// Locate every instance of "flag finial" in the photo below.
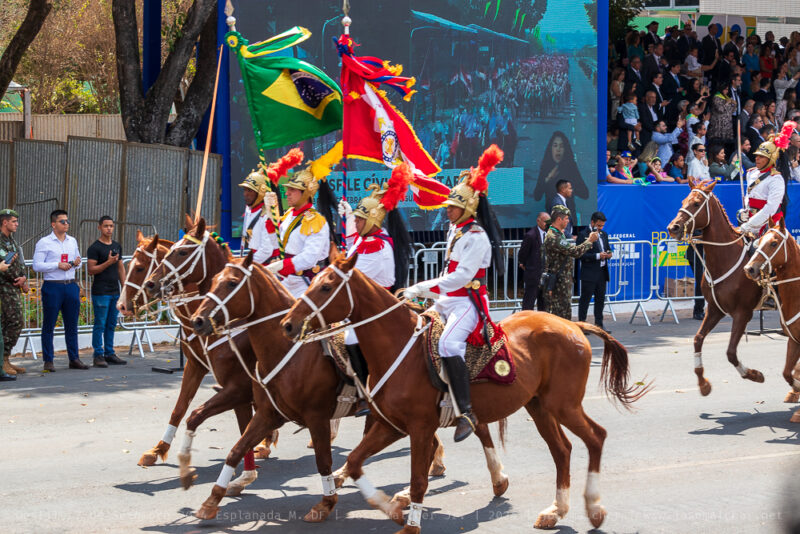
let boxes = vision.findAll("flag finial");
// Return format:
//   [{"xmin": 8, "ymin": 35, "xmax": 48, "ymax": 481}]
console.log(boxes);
[
  {"xmin": 225, "ymin": 0, "xmax": 236, "ymax": 31},
  {"xmin": 342, "ymin": 0, "xmax": 351, "ymax": 35}
]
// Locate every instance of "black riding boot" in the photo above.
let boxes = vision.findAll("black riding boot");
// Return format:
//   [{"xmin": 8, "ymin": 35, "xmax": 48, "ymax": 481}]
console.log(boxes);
[
  {"xmin": 345, "ymin": 344, "xmax": 371, "ymax": 417},
  {"xmin": 441, "ymin": 356, "xmax": 477, "ymax": 442}
]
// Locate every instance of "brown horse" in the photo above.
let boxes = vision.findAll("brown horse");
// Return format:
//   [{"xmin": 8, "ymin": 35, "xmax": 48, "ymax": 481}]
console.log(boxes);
[
  {"xmin": 744, "ymin": 219, "xmax": 800, "ymax": 422},
  {"xmin": 189, "ymin": 252, "xmax": 449, "ymax": 522},
  {"xmin": 667, "ymin": 180, "xmax": 766, "ymax": 395},
  {"xmin": 129, "ymin": 222, "xmax": 271, "ymax": 494},
  {"xmin": 280, "ymin": 253, "xmax": 648, "ymax": 533}
]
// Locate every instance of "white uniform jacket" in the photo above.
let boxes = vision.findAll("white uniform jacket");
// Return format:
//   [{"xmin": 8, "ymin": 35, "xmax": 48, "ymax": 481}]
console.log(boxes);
[
  {"xmin": 274, "ymin": 203, "xmax": 331, "ymax": 298},
  {"xmin": 345, "ymin": 230, "xmax": 395, "ymax": 289},
  {"xmin": 742, "ymin": 167, "xmax": 785, "ymax": 234},
  {"xmin": 241, "ymin": 202, "xmax": 279, "ymax": 264}
]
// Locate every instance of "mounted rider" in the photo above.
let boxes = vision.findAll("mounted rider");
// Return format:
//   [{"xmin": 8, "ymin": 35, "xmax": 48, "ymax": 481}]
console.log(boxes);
[
  {"xmin": 337, "ymin": 164, "xmax": 413, "ymax": 417},
  {"xmin": 404, "ymin": 145, "xmax": 506, "ymax": 442},
  {"xmin": 238, "ymin": 150, "xmax": 303, "ymax": 264},
  {"xmin": 738, "ymin": 121, "xmax": 796, "ymax": 238},
  {"xmin": 266, "ymin": 145, "xmax": 342, "ymax": 298}
]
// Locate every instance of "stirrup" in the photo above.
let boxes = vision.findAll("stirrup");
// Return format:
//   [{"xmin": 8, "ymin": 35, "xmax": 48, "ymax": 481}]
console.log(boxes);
[
  {"xmin": 354, "ymin": 399, "xmax": 371, "ymax": 417},
  {"xmin": 454, "ymin": 411, "xmax": 477, "ymax": 442}
]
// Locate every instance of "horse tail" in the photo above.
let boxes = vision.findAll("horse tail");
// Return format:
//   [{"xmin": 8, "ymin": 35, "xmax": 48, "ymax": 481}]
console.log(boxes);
[
  {"xmin": 497, "ymin": 418, "xmax": 508, "ymax": 450},
  {"xmin": 576, "ymin": 322, "xmax": 652, "ymax": 408}
]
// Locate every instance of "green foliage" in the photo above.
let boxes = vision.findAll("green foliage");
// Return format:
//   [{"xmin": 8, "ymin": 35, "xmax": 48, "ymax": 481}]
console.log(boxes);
[{"xmin": 610, "ymin": 0, "xmax": 645, "ymax": 44}]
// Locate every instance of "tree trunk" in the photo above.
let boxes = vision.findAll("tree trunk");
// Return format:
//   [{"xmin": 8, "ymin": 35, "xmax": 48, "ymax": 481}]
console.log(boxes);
[
  {"xmin": 0, "ymin": 0, "xmax": 53, "ymax": 104},
  {"xmin": 113, "ymin": 0, "xmax": 218, "ymax": 147}
]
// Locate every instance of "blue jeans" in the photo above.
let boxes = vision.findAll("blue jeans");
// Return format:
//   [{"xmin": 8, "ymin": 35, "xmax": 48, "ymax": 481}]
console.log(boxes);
[
  {"xmin": 41, "ymin": 281, "xmax": 80, "ymax": 362},
  {"xmin": 91, "ymin": 294, "xmax": 120, "ymax": 357}
]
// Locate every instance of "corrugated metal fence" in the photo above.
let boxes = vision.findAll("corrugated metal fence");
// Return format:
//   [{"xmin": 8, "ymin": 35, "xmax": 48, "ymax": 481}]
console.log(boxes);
[
  {"xmin": 0, "ymin": 136, "xmax": 221, "ymax": 258},
  {"xmin": 0, "ymin": 113, "xmax": 125, "ymax": 142}
]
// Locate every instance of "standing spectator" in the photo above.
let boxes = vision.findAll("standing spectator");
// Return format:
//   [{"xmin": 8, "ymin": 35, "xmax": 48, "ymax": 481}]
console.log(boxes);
[
  {"xmin": 643, "ymin": 21, "xmax": 661, "ymax": 51},
  {"xmin": 760, "ymin": 45, "xmax": 776, "ymax": 79},
  {"xmin": 786, "ymin": 135, "xmax": 800, "ymax": 181},
  {"xmin": 723, "ymin": 29, "xmax": 741, "ymax": 63},
  {"xmin": 773, "ymin": 62, "xmax": 800, "ymax": 101},
  {"xmin": 753, "ymin": 78, "xmax": 772, "ymax": 104},
  {"xmin": 652, "ymin": 117, "xmax": 684, "ymax": 164},
  {"xmin": 33, "ymin": 210, "xmax": 85, "ymax": 371},
  {"xmin": 86, "ymin": 216, "xmax": 126, "ymax": 367},
  {"xmin": 730, "ymin": 74, "xmax": 743, "ymax": 127},
  {"xmin": 701, "ymin": 25, "xmax": 722, "ymax": 77},
  {"xmin": 776, "ymin": 88, "xmax": 796, "ymax": 125},
  {"xmin": 609, "ymin": 68, "xmax": 626, "ymax": 119},
  {"xmin": 577, "ymin": 212, "xmax": 612, "ymax": 332},
  {"xmin": 708, "ymin": 145, "xmax": 738, "ymax": 181},
  {"xmin": 546, "ymin": 179, "xmax": 576, "ymax": 237},
  {"xmin": 643, "ymin": 43, "xmax": 665, "ymax": 85},
  {"xmin": 677, "ymin": 23, "xmax": 696, "ymax": 60},
  {"xmin": 742, "ymin": 43, "xmax": 760, "ymax": 94},
  {"xmin": 626, "ymin": 31, "xmax": 644, "ymax": 64},
  {"xmin": 687, "ymin": 122, "xmax": 707, "ymax": 163},
  {"xmin": 543, "ymin": 206, "xmax": 598, "ymax": 320},
  {"xmin": 518, "ymin": 212, "xmax": 549, "ymax": 311},
  {"xmin": 0, "ymin": 209, "xmax": 27, "ymax": 377},
  {"xmin": 687, "ymin": 143, "xmax": 711, "ymax": 182},
  {"xmin": 746, "ymin": 115, "xmax": 766, "ymax": 157},
  {"xmin": 626, "ymin": 56, "xmax": 645, "ymax": 99},
  {"xmin": 619, "ymin": 93, "xmax": 641, "ymax": 148},
  {"xmin": 740, "ymin": 98, "xmax": 754, "ymax": 131},
  {"xmin": 765, "ymin": 100, "xmax": 779, "ymax": 129},
  {"xmin": 639, "ymin": 90, "xmax": 662, "ymax": 145},
  {"xmin": 735, "ymin": 137, "xmax": 756, "ymax": 172},
  {"xmin": 707, "ymin": 82, "xmax": 737, "ymax": 150}
]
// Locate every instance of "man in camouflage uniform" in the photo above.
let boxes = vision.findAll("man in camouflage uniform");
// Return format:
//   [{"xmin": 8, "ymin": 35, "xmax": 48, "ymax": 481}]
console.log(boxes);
[
  {"xmin": 543, "ymin": 205, "xmax": 598, "ymax": 320},
  {"xmin": 0, "ymin": 209, "xmax": 28, "ymax": 376}
]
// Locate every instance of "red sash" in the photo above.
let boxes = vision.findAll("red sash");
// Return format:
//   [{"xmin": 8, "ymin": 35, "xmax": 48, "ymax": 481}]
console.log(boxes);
[
  {"xmin": 443, "ymin": 260, "xmax": 486, "ymax": 297},
  {"xmin": 748, "ymin": 198, "xmax": 783, "ymax": 224}
]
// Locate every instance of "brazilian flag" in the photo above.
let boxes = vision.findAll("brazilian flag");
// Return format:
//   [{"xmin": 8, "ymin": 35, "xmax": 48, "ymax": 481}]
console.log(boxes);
[{"xmin": 226, "ymin": 27, "xmax": 342, "ymax": 150}]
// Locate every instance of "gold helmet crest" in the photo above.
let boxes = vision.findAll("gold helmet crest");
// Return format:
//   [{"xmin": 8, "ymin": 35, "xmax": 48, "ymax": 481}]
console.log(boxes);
[
  {"xmin": 284, "ymin": 142, "xmax": 343, "ymax": 204},
  {"xmin": 353, "ymin": 164, "xmax": 412, "ymax": 235},
  {"xmin": 754, "ymin": 120, "xmax": 797, "ymax": 169},
  {"xmin": 444, "ymin": 144, "xmax": 503, "ymax": 224}
]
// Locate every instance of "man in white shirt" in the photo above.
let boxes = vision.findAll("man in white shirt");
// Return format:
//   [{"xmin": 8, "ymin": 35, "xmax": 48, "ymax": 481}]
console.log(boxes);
[{"xmin": 33, "ymin": 210, "xmax": 86, "ymax": 371}]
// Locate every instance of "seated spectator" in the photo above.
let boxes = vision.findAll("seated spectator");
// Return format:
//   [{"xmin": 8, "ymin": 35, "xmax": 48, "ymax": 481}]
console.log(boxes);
[
  {"xmin": 687, "ymin": 122, "xmax": 707, "ymax": 163},
  {"xmin": 734, "ymin": 137, "xmax": 756, "ymax": 171},
  {"xmin": 606, "ymin": 157, "xmax": 632, "ymax": 184},
  {"xmin": 788, "ymin": 136, "xmax": 800, "ymax": 182},
  {"xmin": 687, "ymin": 143, "xmax": 711, "ymax": 182},
  {"xmin": 753, "ymin": 77, "xmax": 772, "ymax": 104},
  {"xmin": 765, "ymin": 100, "xmax": 779, "ymax": 129},
  {"xmin": 745, "ymin": 115, "xmax": 765, "ymax": 157},
  {"xmin": 749, "ymin": 72, "xmax": 762, "ymax": 99},
  {"xmin": 645, "ymin": 157, "xmax": 675, "ymax": 182},
  {"xmin": 707, "ymin": 145, "xmax": 738, "ymax": 181},
  {"xmin": 761, "ymin": 124, "xmax": 776, "ymax": 141},
  {"xmin": 666, "ymin": 153, "xmax": 688, "ymax": 183},
  {"xmin": 610, "ymin": 151, "xmax": 637, "ymax": 182}
]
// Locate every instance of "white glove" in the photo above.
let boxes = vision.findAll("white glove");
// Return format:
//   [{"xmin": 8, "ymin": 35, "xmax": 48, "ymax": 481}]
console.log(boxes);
[
  {"xmin": 736, "ymin": 208, "xmax": 750, "ymax": 224},
  {"xmin": 337, "ymin": 200, "xmax": 353, "ymax": 218},
  {"xmin": 264, "ymin": 192, "xmax": 278, "ymax": 209},
  {"xmin": 403, "ymin": 280, "xmax": 439, "ymax": 300},
  {"xmin": 266, "ymin": 261, "xmax": 283, "ymax": 275}
]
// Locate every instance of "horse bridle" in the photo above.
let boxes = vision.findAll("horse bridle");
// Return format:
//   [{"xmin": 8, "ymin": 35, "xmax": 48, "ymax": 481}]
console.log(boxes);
[
  {"xmin": 123, "ymin": 246, "xmax": 159, "ymax": 314},
  {"xmin": 201, "ymin": 262, "xmax": 256, "ymax": 334},
  {"xmin": 752, "ymin": 227, "xmax": 790, "ymax": 278},
  {"xmin": 157, "ymin": 232, "xmax": 210, "ymax": 295},
  {"xmin": 678, "ymin": 189, "xmax": 713, "ymax": 241},
  {"xmin": 298, "ymin": 265, "xmax": 355, "ymax": 339}
]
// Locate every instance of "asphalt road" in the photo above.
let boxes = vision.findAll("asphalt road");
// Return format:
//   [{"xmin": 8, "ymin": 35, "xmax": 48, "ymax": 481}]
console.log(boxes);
[{"xmin": 2, "ymin": 309, "xmax": 799, "ymax": 534}]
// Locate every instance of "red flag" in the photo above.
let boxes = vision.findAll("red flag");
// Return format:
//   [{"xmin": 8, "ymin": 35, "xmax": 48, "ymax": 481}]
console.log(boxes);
[{"xmin": 337, "ymin": 35, "xmax": 445, "ymax": 208}]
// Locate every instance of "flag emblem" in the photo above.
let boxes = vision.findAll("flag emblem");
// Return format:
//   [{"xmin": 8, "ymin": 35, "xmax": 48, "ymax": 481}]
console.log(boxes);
[{"xmin": 262, "ymin": 69, "xmax": 340, "ymax": 120}]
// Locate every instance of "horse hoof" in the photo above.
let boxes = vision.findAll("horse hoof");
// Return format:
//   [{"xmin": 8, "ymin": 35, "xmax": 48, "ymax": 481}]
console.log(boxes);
[
  {"xmin": 791, "ymin": 411, "xmax": 800, "ymax": 424},
  {"xmin": 785, "ymin": 390, "xmax": 800, "ymax": 403},
  {"xmin": 138, "ymin": 441, "xmax": 169, "ymax": 466},
  {"xmin": 744, "ymin": 369, "xmax": 765, "ymax": 383},
  {"xmin": 181, "ymin": 467, "xmax": 198, "ymax": 490},
  {"xmin": 387, "ymin": 500, "xmax": 405, "ymax": 525},
  {"xmin": 587, "ymin": 504, "xmax": 607, "ymax": 528},
  {"xmin": 394, "ymin": 526, "xmax": 421, "ymax": 534},
  {"xmin": 333, "ymin": 469, "xmax": 348, "ymax": 488},
  {"xmin": 391, "ymin": 490, "xmax": 411, "ymax": 509},
  {"xmin": 195, "ymin": 504, "xmax": 218, "ymax": 520},
  {"xmin": 302, "ymin": 495, "xmax": 338, "ymax": 523},
  {"xmin": 254, "ymin": 445, "xmax": 271, "ymax": 459},
  {"xmin": 699, "ymin": 380, "xmax": 712, "ymax": 396},
  {"xmin": 534, "ymin": 512, "xmax": 559, "ymax": 529},
  {"xmin": 493, "ymin": 475, "xmax": 509, "ymax": 497},
  {"xmin": 307, "ymin": 439, "xmax": 314, "ymax": 449},
  {"xmin": 226, "ymin": 469, "xmax": 257, "ymax": 496},
  {"xmin": 195, "ymin": 485, "xmax": 225, "ymax": 520},
  {"xmin": 428, "ymin": 462, "xmax": 446, "ymax": 477}
]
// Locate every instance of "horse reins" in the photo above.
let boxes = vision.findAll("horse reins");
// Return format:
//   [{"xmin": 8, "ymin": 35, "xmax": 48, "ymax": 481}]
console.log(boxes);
[
  {"xmin": 157, "ymin": 232, "xmax": 210, "ymax": 295},
  {"xmin": 751, "ymin": 228, "xmax": 800, "ymax": 347}
]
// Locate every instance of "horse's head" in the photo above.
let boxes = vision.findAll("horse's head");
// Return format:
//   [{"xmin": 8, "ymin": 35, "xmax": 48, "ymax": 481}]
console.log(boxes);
[
  {"xmin": 744, "ymin": 219, "xmax": 790, "ymax": 280},
  {"xmin": 667, "ymin": 179, "xmax": 717, "ymax": 240},
  {"xmin": 281, "ymin": 252, "xmax": 359, "ymax": 341},
  {"xmin": 117, "ymin": 231, "xmax": 163, "ymax": 316},
  {"xmin": 191, "ymin": 252, "xmax": 256, "ymax": 336},
  {"xmin": 145, "ymin": 216, "xmax": 215, "ymax": 298}
]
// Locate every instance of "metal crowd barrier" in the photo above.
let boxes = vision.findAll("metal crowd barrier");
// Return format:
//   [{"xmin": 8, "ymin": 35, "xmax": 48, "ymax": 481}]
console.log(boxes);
[
  {"xmin": 17, "ymin": 255, "xmax": 180, "ymax": 360},
  {"xmin": 654, "ymin": 238, "xmax": 704, "ymax": 324}
]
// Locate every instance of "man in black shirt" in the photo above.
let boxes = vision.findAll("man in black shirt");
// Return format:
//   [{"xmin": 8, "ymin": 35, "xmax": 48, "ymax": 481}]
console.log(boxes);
[{"xmin": 86, "ymin": 216, "xmax": 126, "ymax": 367}]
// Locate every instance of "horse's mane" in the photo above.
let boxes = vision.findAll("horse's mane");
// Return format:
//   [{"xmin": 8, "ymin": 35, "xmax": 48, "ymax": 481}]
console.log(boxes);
[
  {"xmin": 139, "ymin": 236, "xmax": 174, "ymax": 250},
  {"xmin": 705, "ymin": 190, "xmax": 742, "ymax": 237},
  {"xmin": 331, "ymin": 254, "xmax": 423, "ymax": 317},
  {"xmin": 248, "ymin": 260, "xmax": 296, "ymax": 306}
]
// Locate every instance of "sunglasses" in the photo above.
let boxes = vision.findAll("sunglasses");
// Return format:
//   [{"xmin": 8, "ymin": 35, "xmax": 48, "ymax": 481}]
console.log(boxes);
[
  {"xmin": 696, "ymin": 149, "xmax": 706, "ymax": 153},
  {"xmin": 56, "ymin": 219, "xmax": 70, "ymax": 225}
]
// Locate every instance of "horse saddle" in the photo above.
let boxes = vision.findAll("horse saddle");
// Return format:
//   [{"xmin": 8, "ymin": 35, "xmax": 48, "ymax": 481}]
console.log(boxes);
[
  {"xmin": 321, "ymin": 331, "xmax": 359, "ymax": 419},
  {"xmin": 421, "ymin": 310, "xmax": 516, "ymax": 393}
]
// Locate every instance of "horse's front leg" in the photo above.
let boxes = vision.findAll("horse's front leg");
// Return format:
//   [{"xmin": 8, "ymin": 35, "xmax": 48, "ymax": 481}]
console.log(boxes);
[
  {"xmin": 303, "ymin": 416, "xmax": 339, "ymax": 523},
  {"xmin": 726, "ymin": 311, "xmax": 763, "ymax": 383},
  {"xmin": 693, "ymin": 305, "xmax": 725, "ymax": 396}
]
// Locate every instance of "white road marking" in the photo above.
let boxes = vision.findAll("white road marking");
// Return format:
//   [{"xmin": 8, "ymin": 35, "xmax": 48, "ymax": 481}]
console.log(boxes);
[{"xmin": 627, "ymin": 450, "xmax": 800, "ymax": 473}]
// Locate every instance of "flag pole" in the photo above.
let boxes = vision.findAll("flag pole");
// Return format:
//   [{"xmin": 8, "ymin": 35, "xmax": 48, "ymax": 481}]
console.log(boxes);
[
  {"xmin": 339, "ymin": 0, "xmax": 351, "ymax": 249},
  {"xmin": 195, "ymin": 45, "xmax": 224, "ymax": 225},
  {"xmin": 737, "ymin": 121, "xmax": 744, "ymax": 206}
]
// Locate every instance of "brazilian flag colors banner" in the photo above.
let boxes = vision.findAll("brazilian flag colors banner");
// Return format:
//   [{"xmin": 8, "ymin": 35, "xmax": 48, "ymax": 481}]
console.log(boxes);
[{"xmin": 226, "ymin": 26, "xmax": 343, "ymax": 151}]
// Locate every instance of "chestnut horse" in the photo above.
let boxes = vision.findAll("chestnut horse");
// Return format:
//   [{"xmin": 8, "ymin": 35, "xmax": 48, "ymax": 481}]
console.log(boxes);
[
  {"xmin": 280, "ymin": 253, "xmax": 648, "ymax": 533},
  {"xmin": 744, "ymin": 219, "xmax": 800, "ymax": 422},
  {"xmin": 667, "ymin": 180, "xmax": 766, "ymax": 395},
  {"xmin": 189, "ymin": 252, "xmax": 451, "ymax": 522},
  {"xmin": 119, "ymin": 228, "xmax": 270, "ymax": 495}
]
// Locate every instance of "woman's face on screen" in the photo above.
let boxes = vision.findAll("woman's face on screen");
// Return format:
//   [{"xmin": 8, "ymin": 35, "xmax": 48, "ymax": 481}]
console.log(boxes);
[{"xmin": 551, "ymin": 137, "xmax": 565, "ymax": 163}]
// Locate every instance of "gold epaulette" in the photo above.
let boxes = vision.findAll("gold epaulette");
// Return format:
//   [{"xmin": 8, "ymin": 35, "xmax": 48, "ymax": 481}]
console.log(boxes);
[{"xmin": 300, "ymin": 209, "xmax": 326, "ymax": 236}]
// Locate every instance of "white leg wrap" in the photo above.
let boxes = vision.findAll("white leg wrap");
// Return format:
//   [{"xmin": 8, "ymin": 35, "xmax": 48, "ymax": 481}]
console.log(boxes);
[
  {"xmin": 482, "ymin": 446, "xmax": 506, "ymax": 485},
  {"xmin": 407, "ymin": 502, "xmax": 424, "ymax": 528},
  {"xmin": 355, "ymin": 476, "xmax": 377, "ymax": 500},
  {"xmin": 330, "ymin": 419, "xmax": 340, "ymax": 439},
  {"xmin": 584, "ymin": 472, "xmax": 601, "ymax": 505},
  {"xmin": 162, "ymin": 424, "xmax": 178, "ymax": 444},
  {"xmin": 555, "ymin": 487, "xmax": 570, "ymax": 517},
  {"xmin": 180, "ymin": 430, "xmax": 195, "ymax": 454},
  {"xmin": 694, "ymin": 352, "xmax": 703, "ymax": 369},
  {"xmin": 216, "ymin": 464, "xmax": 235, "ymax": 488},
  {"xmin": 321, "ymin": 474, "xmax": 337, "ymax": 496},
  {"xmin": 793, "ymin": 378, "xmax": 800, "ymax": 392},
  {"xmin": 736, "ymin": 362, "xmax": 749, "ymax": 377}
]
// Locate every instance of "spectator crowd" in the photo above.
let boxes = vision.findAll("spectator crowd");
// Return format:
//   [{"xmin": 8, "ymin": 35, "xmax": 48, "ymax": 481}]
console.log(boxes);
[{"xmin": 606, "ymin": 22, "xmax": 800, "ymax": 185}]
